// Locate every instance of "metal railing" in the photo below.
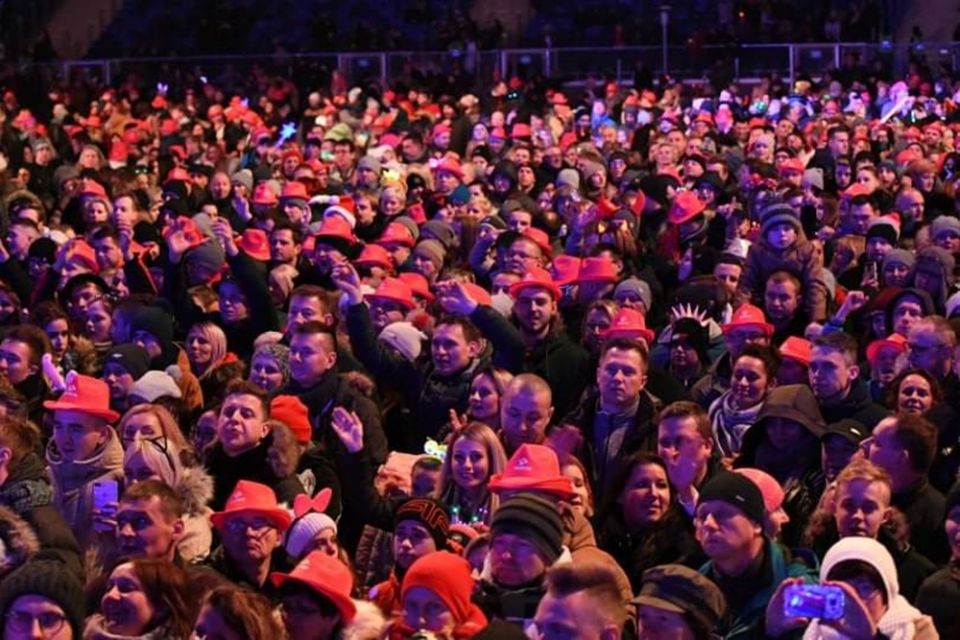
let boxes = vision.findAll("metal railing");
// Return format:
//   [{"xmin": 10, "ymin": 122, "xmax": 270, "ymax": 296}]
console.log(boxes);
[{"xmin": 18, "ymin": 41, "xmax": 960, "ymax": 92}]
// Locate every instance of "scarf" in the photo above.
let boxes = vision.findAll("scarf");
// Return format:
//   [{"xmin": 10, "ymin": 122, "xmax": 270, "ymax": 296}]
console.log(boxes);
[
  {"xmin": 802, "ymin": 594, "xmax": 925, "ymax": 640},
  {"xmin": 709, "ymin": 392, "xmax": 765, "ymax": 458},
  {"xmin": 83, "ymin": 614, "xmax": 174, "ymax": 640}
]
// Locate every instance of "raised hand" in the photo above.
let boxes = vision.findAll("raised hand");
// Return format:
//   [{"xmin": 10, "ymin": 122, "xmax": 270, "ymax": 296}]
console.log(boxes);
[
  {"xmin": 764, "ymin": 577, "xmax": 811, "ymax": 637},
  {"xmin": 545, "ymin": 423, "xmax": 583, "ymax": 463},
  {"xmin": 436, "ymin": 280, "xmax": 478, "ymax": 316},
  {"xmin": 211, "ymin": 217, "xmax": 238, "ymax": 257},
  {"xmin": 833, "ymin": 290, "xmax": 867, "ymax": 324},
  {"xmin": 330, "ymin": 260, "xmax": 364, "ymax": 305},
  {"xmin": 330, "ymin": 406, "xmax": 364, "ymax": 453}
]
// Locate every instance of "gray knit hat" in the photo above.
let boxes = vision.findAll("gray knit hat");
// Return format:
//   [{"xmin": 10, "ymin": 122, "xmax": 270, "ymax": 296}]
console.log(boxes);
[
  {"xmin": 253, "ymin": 343, "xmax": 291, "ymax": 388},
  {"xmin": 613, "ymin": 277, "xmax": 653, "ymax": 312}
]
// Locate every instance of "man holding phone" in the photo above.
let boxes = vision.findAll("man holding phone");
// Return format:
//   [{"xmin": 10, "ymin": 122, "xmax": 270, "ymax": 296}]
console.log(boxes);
[{"xmin": 43, "ymin": 372, "xmax": 123, "ymax": 551}]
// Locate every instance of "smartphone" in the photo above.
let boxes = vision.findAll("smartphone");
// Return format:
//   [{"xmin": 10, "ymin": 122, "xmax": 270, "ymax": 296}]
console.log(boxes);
[
  {"xmin": 92, "ymin": 480, "xmax": 119, "ymax": 512},
  {"xmin": 784, "ymin": 584, "xmax": 845, "ymax": 620}
]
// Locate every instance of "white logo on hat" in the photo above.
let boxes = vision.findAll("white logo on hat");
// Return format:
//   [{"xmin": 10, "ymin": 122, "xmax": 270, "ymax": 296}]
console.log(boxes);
[
  {"xmin": 514, "ymin": 456, "xmax": 531, "ymax": 471},
  {"xmin": 734, "ymin": 495, "xmax": 746, "ymax": 503}
]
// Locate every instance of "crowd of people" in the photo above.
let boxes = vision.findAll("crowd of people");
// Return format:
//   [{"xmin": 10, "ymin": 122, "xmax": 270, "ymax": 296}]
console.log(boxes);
[{"xmin": 0, "ymin": 57, "xmax": 957, "ymax": 640}]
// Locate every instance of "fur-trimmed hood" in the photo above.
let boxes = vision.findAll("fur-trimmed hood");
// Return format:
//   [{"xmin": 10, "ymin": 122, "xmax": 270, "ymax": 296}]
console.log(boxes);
[
  {"xmin": 175, "ymin": 465, "xmax": 214, "ymax": 516},
  {"xmin": 341, "ymin": 599, "xmax": 386, "ymax": 640},
  {"xmin": 0, "ymin": 504, "xmax": 39, "ymax": 577}
]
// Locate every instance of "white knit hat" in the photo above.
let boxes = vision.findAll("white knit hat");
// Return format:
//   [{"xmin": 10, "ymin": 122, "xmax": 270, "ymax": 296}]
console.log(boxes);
[
  {"xmin": 819, "ymin": 537, "xmax": 898, "ymax": 603},
  {"xmin": 377, "ymin": 322, "xmax": 426, "ymax": 362},
  {"xmin": 284, "ymin": 512, "xmax": 338, "ymax": 560},
  {"xmin": 129, "ymin": 370, "xmax": 182, "ymax": 403}
]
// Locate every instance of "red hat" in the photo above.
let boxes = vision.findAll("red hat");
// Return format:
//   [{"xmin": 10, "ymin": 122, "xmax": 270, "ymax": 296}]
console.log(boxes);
[
  {"xmin": 281, "ymin": 147, "xmax": 303, "ymax": 166},
  {"xmin": 43, "ymin": 372, "xmax": 119, "ymax": 422},
  {"xmin": 237, "ymin": 228, "xmax": 270, "ymax": 262},
  {"xmin": 79, "ymin": 180, "xmax": 109, "ymax": 201},
  {"xmin": 165, "ymin": 167, "xmax": 191, "ymax": 184},
  {"xmin": 461, "ymin": 282, "xmax": 492, "ymax": 307},
  {"xmin": 151, "ymin": 95, "xmax": 167, "ymax": 110},
  {"xmin": 842, "ymin": 182, "xmax": 873, "ymax": 199},
  {"xmin": 397, "ymin": 272, "xmax": 435, "ymax": 303},
  {"xmin": 895, "ymin": 148, "xmax": 921, "ymax": 166},
  {"xmin": 378, "ymin": 222, "xmax": 416, "ymax": 248},
  {"xmin": 866, "ymin": 333, "xmax": 908, "ymax": 365},
  {"xmin": 323, "ymin": 196, "xmax": 357, "ymax": 229},
  {"xmin": 523, "ymin": 227, "xmax": 553, "ymax": 258},
  {"xmin": 778, "ymin": 336, "xmax": 812, "ymax": 367},
  {"xmin": 550, "ymin": 255, "xmax": 581, "ymax": 286},
  {"xmin": 210, "ymin": 480, "xmax": 293, "ymax": 532},
  {"xmin": 251, "ymin": 183, "xmax": 279, "ymax": 206},
  {"xmin": 314, "ymin": 216, "xmax": 357, "ymax": 245},
  {"xmin": 401, "ymin": 552, "xmax": 488, "ymax": 631},
  {"xmin": 271, "ymin": 552, "xmax": 356, "ymax": 622},
  {"xmin": 68, "ymin": 240, "xmax": 100, "ymax": 274},
  {"xmin": 488, "ymin": 444, "xmax": 576, "ymax": 499},
  {"xmin": 575, "ymin": 257, "xmax": 618, "ymax": 284},
  {"xmin": 366, "ymin": 277, "xmax": 416, "ymax": 310},
  {"xmin": 508, "ymin": 266, "xmax": 562, "ymax": 300},
  {"xmin": 511, "ymin": 123, "xmax": 532, "ymax": 140},
  {"xmin": 722, "ymin": 304, "xmax": 774, "ymax": 336},
  {"xmin": 280, "ymin": 181, "xmax": 309, "ymax": 202},
  {"xmin": 734, "ymin": 468, "xmax": 785, "ymax": 512},
  {"xmin": 603, "ymin": 308, "xmax": 655, "ymax": 345},
  {"xmin": 355, "ymin": 244, "xmax": 394, "ymax": 271},
  {"xmin": 270, "ymin": 395, "xmax": 312, "ymax": 444},
  {"xmin": 779, "ymin": 158, "xmax": 806, "ymax": 176},
  {"xmin": 668, "ymin": 191, "xmax": 706, "ymax": 225},
  {"xmin": 433, "ymin": 157, "xmax": 464, "ymax": 181}
]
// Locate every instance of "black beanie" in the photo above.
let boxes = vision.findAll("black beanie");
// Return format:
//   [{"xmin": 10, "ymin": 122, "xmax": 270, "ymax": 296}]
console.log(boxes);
[
  {"xmin": 129, "ymin": 306, "xmax": 174, "ymax": 348},
  {"xmin": 0, "ymin": 560, "xmax": 86, "ymax": 637},
  {"xmin": 866, "ymin": 220, "xmax": 899, "ymax": 246},
  {"xmin": 671, "ymin": 318, "xmax": 710, "ymax": 363},
  {"xmin": 103, "ymin": 344, "xmax": 151, "ymax": 380},
  {"xmin": 697, "ymin": 472, "xmax": 766, "ymax": 526},
  {"xmin": 394, "ymin": 498, "xmax": 450, "ymax": 550},
  {"xmin": 491, "ymin": 493, "xmax": 564, "ymax": 564}
]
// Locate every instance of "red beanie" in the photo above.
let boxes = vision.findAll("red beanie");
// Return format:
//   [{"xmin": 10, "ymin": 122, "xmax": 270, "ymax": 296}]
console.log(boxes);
[
  {"xmin": 270, "ymin": 395, "xmax": 311, "ymax": 444},
  {"xmin": 401, "ymin": 552, "xmax": 488, "ymax": 632}
]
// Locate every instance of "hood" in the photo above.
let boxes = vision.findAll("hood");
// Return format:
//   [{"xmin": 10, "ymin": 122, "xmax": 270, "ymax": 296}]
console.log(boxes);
[
  {"xmin": 819, "ymin": 536, "xmax": 898, "ymax": 606},
  {"xmin": 45, "ymin": 427, "xmax": 124, "ymax": 488},
  {"xmin": 175, "ymin": 466, "xmax": 214, "ymax": 516},
  {"xmin": 479, "ymin": 546, "xmax": 574, "ymax": 584},
  {"xmin": 753, "ymin": 384, "xmax": 826, "ymax": 436},
  {"xmin": 0, "ymin": 504, "xmax": 39, "ymax": 574}
]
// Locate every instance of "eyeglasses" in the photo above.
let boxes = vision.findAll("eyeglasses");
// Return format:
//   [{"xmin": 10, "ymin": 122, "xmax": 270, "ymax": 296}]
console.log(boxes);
[
  {"xmin": 223, "ymin": 516, "xmax": 273, "ymax": 535},
  {"xmin": 5, "ymin": 610, "xmax": 67, "ymax": 635}
]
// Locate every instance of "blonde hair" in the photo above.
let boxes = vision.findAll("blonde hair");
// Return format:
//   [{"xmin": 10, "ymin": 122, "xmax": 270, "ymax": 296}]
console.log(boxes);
[
  {"xmin": 117, "ymin": 404, "xmax": 191, "ymax": 454},
  {"xmin": 187, "ymin": 322, "xmax": 228, "ymax": 378},
  {"xmin": 124, "ymin": 435, "xmax": 186, "ymax": 488},
  {"xmin": 835, "ymin": 458, "xmax": 893, "ymax": 494},
  {"xmin": 440, "ymin": 422, "xmax": 508, "ymax": 520}
]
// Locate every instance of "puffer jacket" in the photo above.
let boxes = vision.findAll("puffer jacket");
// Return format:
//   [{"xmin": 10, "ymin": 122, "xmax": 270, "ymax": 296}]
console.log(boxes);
[
  {"xmin": 46, "ymin": 428, "xmax": 124, "ymax": 551},
  {"xmin": 736, "ymin": 232, "xmax": 828, "ymax": 322}
]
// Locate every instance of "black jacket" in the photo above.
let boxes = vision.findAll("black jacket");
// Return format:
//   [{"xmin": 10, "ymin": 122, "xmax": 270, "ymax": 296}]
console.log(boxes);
[
  {"xmin": 281, "ymin": 369, "xmax": 388, "ymax": 465},
  {"xmin": 470, "ymin": 305, "xmax": 590, "ymax": 418},
  {"xmin": 818, "ymin": 379, "xmax": 889, "ymax": 432},
  {"xmin": 562, "ymin": 386, "xmax": 662, "ymax": 493},
  {"xmin": 205, "ymin": 432, "xmax": 305, "ymax": 511},
  {"xmin": 345, "ymin": 302, "xmax": 483, "ymax": 450},
  {"xmin": 893, "ymin": 479, "xmax": 948, "ymax": 565}
]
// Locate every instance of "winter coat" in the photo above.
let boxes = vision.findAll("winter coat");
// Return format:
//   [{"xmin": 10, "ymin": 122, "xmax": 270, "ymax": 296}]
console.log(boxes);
[
  {"xmin": 83, "ymin": 615, "xmax": 179, "ymax": 640},
  {"xmin": 345, "ymin": 302, "xmax": 484, "ymax": 450},
  {"xmin": 818, "ymin": 379, "xmax": 889, "ymax": 432},
  {"xmin": 0, "ymin": 504, "xmax": 39, "ymax": 579},
  {"xmin": 691, "ymin": 352, "xmax": 733, "ymax": 411},
  {"xmin": 736, "ymin": 233, "xmax": 828, "ymax": 321},
  {"xmin": 596, "ymin": 506, "xmax": 705, "ymax": 593},
  {"xmin": 343, "ymin": 600, "xmax": 387, "ymax": 640},
  {"xmin": 205, "ymin": 430, "xmax": 305, "ymax": 511},
  {"xmin": 474, "ymin": 547, "xmax": 574, "ymax": 630},
  {"xmin": 562, "ymin": 507, "xmax": 634, "ymax": 604},
  {"xmin": 708, "ymin": 390, "xmax": 766, "ymax": 459},
  {"xmin": 893, "ymin": 480, "xmax": 948, "ymax": 565},
  {"xmin": 700, "ymin": 538, "xmax": 818, "ymax": 640},
  {"xmin": 281, "ymin": 369, "xmax": 388, "ymax": 465},
  {"xmin": 0, "ymin": 452, "xmax": 82, "ymax": 577},
  {"xmin": 917, "ymin": 562, "xmax": 960, "ymax": 638},
  {"xmin": 470, "ymin": 305, "xmax": 591, "ymax": 418},
  {"xmin": 46, "ymin": 428, "xmax": 124, "ymax": 551},
  {"xmin": 737, "ymin": 385, "xmax": 826, "ymax": 547},
  {"xmin": 562, "ymin": 386, "xmax": 662, "ymax": 492},
  {"xmin": 175, "ymin": 465, "xmax": 214, "ymax": 562}
]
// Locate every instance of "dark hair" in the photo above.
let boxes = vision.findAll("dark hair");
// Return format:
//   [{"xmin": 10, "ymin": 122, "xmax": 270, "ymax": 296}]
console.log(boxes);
[
  {"xmin": 271, "ymin": 220, "xmax": 304, "ymax": 244},
  {"xmin": 827, "ymin": 559, "xmax": 888, "ymax": 606},
  {"xmin": 290, "ymin": 320, "xmax": 337, "ymax": 352},
  {"xmin": 887, "ymin": 412, "xmax": 938, "ymax": 474},
  {"xmin": 436, "ymin": 315, "xmax": 482, "ymax": 343},
  {"xmin": 813, "ymin": 332, "xmax": 859, "ymax": 365},
  {"xmin": 884, "ymin": 369, "xmax": 943, "ymax": 412},
  {"xmin": 199, "ymin": 586, "xmax": 284, "ymax": 639},
  {"xmin": 223, "ymin": 380, "xmax": 270, "ymax": 417},
  {"xmin": 2, "ymin": 325, "xmax": 51, "ymax": 365},
  {"xmin": 734, "ymin": 343, "xmax": 781, "ymax": 379},
  {"xmin": 29, "ymin": 301, "xmax": 69, "ymax": 329},
  {"xmin": 599, "ymin": 337, "xmax": 649, "ymax": 367},
  {"xmin": 658, "ymin": 401, "xmax": 712, "ymax": 441}
]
